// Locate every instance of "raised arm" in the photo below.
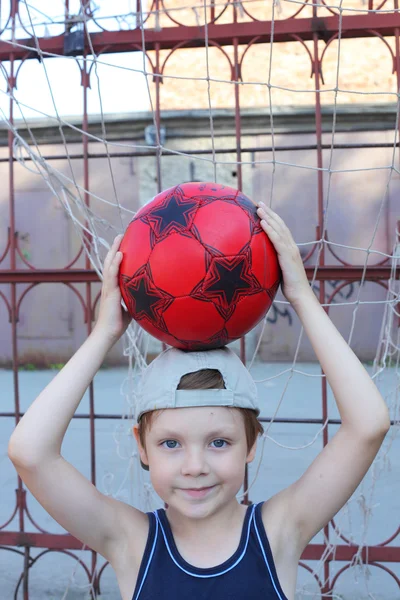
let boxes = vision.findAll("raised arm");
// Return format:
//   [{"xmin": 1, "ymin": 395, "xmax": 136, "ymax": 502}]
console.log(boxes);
[
  {"xmin": 8, "ymin": 326, "xmax": 115, "ymax": 461},
  {"xmin": 292, "ymin": 288, "xmax": 390, "ymax": 434},
  {"xmin": 7, "ymin": 235, "xmax": 144, "ymax": 564},
  {"xmin": 256, "ymin": 203, "xmax": 391, "ymax": 553},
  {"xmin": 8, "ymin": 234, "xmax": 130, "ymax": 460}
]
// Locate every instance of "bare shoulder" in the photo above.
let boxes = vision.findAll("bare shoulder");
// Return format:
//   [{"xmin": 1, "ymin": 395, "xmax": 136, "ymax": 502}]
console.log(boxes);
[
  {"xmin": 103, "ymin": 501, "xmax": 151, "ymax": 600},
  {"xmin": 106, "ymin": 500, "xmax": 150, "ymax": 569},
  {"xmin": 261, "ymin": 487, "xmax": 304, "ymax": 557},
  {"xmin": 261, "ymin": 492, "xmax": 303, "ymax": 600}
]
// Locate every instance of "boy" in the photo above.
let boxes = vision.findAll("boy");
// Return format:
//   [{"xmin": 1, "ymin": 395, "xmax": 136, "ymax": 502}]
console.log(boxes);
[{"xmin": 8, "ymin": 203, "xmax": 390, "ymax": 600}]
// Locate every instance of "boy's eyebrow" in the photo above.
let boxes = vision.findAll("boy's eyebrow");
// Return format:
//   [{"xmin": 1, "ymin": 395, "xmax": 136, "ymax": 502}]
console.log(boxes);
[{"xmin": 155, "ymin": 426, "xmax": 238, "ymax": 438}]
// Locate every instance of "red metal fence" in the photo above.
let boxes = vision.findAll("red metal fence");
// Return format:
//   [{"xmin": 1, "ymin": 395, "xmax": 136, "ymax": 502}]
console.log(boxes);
[{"xmin": 1, "ymin": 1, "xmax": 399, "ymax": 598}]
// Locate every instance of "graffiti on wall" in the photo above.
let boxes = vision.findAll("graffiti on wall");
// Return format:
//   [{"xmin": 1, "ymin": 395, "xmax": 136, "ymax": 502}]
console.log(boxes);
[{"xmin": 267, "ymin": 280, "xmax": 359, "ymax": 327}]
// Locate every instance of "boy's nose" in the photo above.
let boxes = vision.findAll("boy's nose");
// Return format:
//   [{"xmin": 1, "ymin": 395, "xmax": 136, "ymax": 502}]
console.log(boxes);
[{"xmin": 180, "ymin": 450, "xmax": 209, "ymax": 477}]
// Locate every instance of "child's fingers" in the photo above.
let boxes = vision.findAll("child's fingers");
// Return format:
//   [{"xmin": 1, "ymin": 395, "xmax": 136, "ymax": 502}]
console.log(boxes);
[
  {"xmin": 257, "ymin": 204, "xmax": 291, "ymax": 240},
  {"xmin": 101, "ymin": 251, "xmax": 123, "ymax": 297},
  {"xmin": 257, "ymin": 205, "xmax": 283, "ymax": 232},
  {"xmin": 103, "ymin": 235, "xmax": 123, "ymax": 272},
  {"xmin": 260, "ymin": 218, "xmax": 279, "ymax": 240},
  {"xmin": 257, "ymin": 206, "xmax": 295, "ymax": 251},
  {"xmin": 106, "ymin": 251, "xmax": 123, "ymax": 285},
  {"xmin": 111, "ymin": 234, "xmax": 123, "ymax": 253},
  {"xmin": 260, "ymin": 217, "xmax": 283, "ymax": 241},
  {"xmin": 110, "ymin": 251, "xmax": 123, "ymax": 274},
  {"xmin": 258, "ymin": 203, "xmax": 285, "ymax": 227}
]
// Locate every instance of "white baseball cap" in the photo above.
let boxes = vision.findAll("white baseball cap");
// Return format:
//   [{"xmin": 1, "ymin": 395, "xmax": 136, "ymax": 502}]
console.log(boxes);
[{"xmin": 135, "ymin": 345, "xmax": 260, "ymax": 421}]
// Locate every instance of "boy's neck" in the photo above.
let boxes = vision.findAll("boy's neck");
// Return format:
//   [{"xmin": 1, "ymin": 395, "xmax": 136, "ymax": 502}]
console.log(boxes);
[{"xmin": 166, "ymin": 497, "xmax": 247, "ymax": 542}]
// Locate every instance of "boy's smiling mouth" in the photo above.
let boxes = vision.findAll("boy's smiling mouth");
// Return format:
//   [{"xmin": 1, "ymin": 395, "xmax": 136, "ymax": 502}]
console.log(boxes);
[{"xmin": 180, "ymin": 485, "xmax": 216, "ymax": 498}]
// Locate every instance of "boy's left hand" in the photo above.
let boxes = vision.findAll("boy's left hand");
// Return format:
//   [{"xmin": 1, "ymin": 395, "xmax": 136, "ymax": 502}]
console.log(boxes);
[
  {"xmin": 94, "ymin": 234, "xmax": 132, "ymax": 344},
  {"xmin": 256, "ymin": 202, "xmax": 312, "ymax": 307}
]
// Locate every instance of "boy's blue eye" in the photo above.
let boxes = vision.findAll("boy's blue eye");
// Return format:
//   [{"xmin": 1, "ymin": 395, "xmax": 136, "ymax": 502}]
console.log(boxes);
[
  {"xmin": 162, "ymin": 440, "xmax": 179, "ymax": 449},
  {"xmin": 211, "ymin": 439, "xmax": 227, "ymax": 448}
]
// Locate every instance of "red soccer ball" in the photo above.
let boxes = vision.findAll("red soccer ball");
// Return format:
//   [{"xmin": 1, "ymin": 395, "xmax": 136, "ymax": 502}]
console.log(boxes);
[{"xmin": 118, "ymin": 182, "xmax": 281, "ymax": 351}]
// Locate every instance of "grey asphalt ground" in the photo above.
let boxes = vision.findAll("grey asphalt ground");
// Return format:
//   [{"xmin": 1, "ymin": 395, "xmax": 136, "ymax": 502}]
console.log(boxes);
[{"xmin": 1, "ymin": 363, "xmax": 399, "ymax": 599}]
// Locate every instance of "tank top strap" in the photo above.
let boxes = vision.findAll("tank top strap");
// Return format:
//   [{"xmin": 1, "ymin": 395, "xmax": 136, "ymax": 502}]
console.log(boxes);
[
  {"xmin": 253, "ymin": 501, "xmax": 288, "ymax": 600},
  {"xmin": 154, "ymin": 503, "xmax": 256, "ymax": 578},
  {"xmin": 133, "ymin": 511, "xmax": 159, "ymax": 600}
]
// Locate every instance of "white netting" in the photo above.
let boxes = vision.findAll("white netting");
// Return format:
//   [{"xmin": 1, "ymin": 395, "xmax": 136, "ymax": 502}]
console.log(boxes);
[{"xmin": 2, "ymin": 1, "xmax": 400, "ymax": 599}]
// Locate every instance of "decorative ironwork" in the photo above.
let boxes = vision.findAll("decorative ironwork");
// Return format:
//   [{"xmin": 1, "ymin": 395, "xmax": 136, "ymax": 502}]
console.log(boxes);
[{"xmin": 0, "ymin": 1, "xmax": 399, "ymax": 598}]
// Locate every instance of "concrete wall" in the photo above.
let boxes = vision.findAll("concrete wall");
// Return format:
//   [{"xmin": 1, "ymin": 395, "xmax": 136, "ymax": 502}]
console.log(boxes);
[{"xmin": 0, "ymin": 124, "xmax": 397, "ymax": 366}]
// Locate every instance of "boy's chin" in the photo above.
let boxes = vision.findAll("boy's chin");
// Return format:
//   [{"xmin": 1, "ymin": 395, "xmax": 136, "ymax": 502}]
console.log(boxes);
[{"xmin": 169, "ymin": 500, "xmax": 217, "ymax": 519}]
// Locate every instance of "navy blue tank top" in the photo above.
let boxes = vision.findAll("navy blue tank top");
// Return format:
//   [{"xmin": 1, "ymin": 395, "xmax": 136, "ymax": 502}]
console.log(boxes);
[{"xmin": 131, "ymin": 501, "xmax": 289, "ymax": 600}]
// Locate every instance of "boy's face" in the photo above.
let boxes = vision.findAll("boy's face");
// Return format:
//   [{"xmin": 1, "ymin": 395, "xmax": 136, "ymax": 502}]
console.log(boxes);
[{"xmin": 133, "ymin": 406, "xmax": 257, "ymax": 519}]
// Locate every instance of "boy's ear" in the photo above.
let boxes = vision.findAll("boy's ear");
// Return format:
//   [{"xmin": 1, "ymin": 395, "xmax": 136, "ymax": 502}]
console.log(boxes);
[
  {"xmin": 133, "ymin": 425, "xmax": 150, "ymax": 470},
  {"xmin": 246, "ymin": 439, "xmax": 257, "ymax": 465}
]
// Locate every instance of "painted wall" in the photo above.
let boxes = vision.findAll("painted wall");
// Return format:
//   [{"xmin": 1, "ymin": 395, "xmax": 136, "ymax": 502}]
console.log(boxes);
[{"xmin": 0, "ymin": 127, "xmax": 397, "ymax": 366}]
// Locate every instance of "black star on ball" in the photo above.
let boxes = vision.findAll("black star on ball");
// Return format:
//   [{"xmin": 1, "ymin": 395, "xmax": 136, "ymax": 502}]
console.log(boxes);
[
  {"xmin": 203, "ymin": 257, "xmax": 255, "ymax": 308},
  {"xmin": 147, "ymin": 193, "xmax": 198, "ymax": 237},
  {"xmin": 126, "ymin": 274, "xmax": 165, "ymax": 322}
]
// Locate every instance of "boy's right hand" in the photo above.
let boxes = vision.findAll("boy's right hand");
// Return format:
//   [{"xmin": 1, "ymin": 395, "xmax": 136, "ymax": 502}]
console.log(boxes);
[{"xmin": 93, "ymin": 234, "xmax": 132, "ymax": 344}]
